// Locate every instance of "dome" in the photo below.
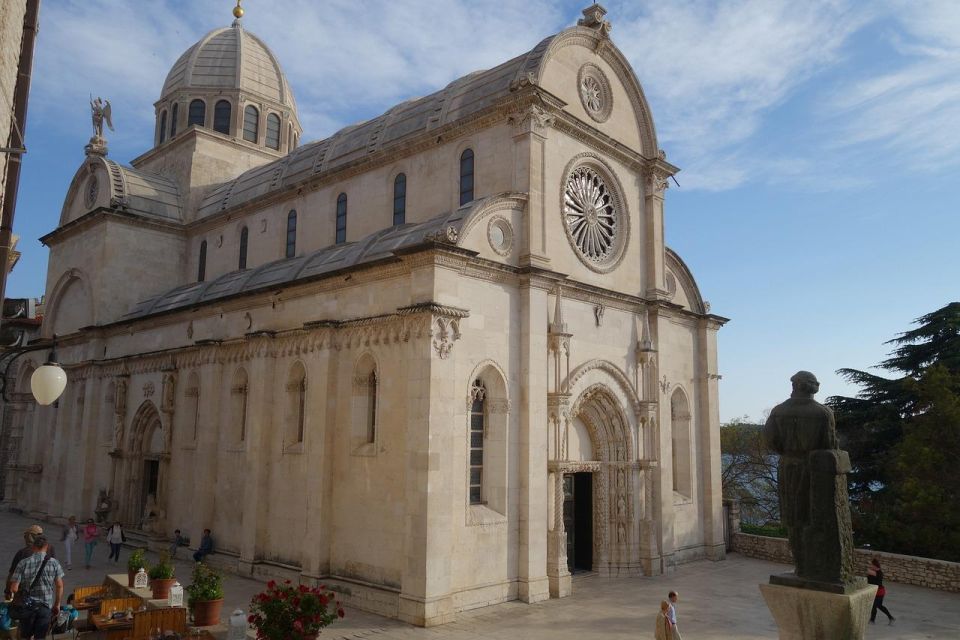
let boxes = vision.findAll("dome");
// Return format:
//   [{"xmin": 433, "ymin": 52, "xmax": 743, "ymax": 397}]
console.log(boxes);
[{"xmin": 161, "ymin": 24, "xmax": 296, "ymax": 111}]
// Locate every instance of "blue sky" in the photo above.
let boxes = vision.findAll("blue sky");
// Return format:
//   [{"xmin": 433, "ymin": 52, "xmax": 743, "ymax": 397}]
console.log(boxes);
[{"xmin": 8, "ymin": 0, "xmax": 960, "ymax": 421}]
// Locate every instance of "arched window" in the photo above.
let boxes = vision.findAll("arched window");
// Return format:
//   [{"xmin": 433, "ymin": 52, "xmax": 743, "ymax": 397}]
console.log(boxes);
[
  {"xmin": 266, "ymin": 113, "xmax": 281, "ymax": 149},
  {"xmin": 232, "ymin": 368, "xmax": 249, "ymax": 443},
  {"xmin": 459, "ymin": 148, "xmax": 474, "ymax": 206},
  {"xmin": 188, "ymin": 99, "xmax": 206, "ymax": 127},
  {"xmin": 393, "ymin": 173, "xmax": 406, "ymax": 226},
  {"xmin": 366, "ymin": 371, "xmax": 378, "ymax": 443},
  {"xmin": 213, "ymin": 100, "xmax": 231, "ymax": 134},
  {"xmin": 286, "ymin": 362, "xmax": 307, "ymax": 445},
  {"xmin": 671, "ymin": 389, "xmax": 692, "ymax": 498},
  {"xmin": 170, "ymin": 103, "xmax": 179, "ymax": 138},
  {"xmin": 285, "ymin": 210, "xmax": 297, "ymax": 258},
  {"xmin": 198, "ymin": 240, "xmax": 207, "ymax": 282},
  {"xmin": 335, "ymin": 193, "xmax": 347, "ymax": 244},
  {"xmin": 239, "ymin": 226, "xmax": 248, "ymax": 270},
  {"xmin": 243, "ymin": 105, "xmax": 259, "ymax": 143},
  {"xmin": 158, "ymin": 110, "xmax": 167, "ymax": 144},
  {"xmin": 469, "ymin": 379, "xmax": 486, "ymax": 505},
  {"xmin": 352, "ymin": 355, "xmax": 378, "ymax": 452},
  {"xmin": 186, "ymin": 372, "xmax": 200, "ymax": 443}
]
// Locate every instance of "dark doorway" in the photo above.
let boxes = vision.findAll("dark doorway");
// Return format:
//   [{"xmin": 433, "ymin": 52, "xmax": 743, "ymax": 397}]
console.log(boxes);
[
  {"xmin": 141, "ymin": 459, "xmax": 159, "ymax": 519},
  {"xmin": 562, "ymin": 472, "xmax": 593, "ymax": 573}
]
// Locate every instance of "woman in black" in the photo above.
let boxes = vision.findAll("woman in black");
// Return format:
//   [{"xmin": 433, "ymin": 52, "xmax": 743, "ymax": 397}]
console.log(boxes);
[{"xmin": 867, "ymin": 557, "xmax": 895, "ymax": 625}]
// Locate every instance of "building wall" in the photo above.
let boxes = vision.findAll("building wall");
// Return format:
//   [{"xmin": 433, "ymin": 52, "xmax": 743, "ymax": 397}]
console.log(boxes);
[{"xmin": 0, "ymin": 1, "xmax": 28, "ymax": 220}]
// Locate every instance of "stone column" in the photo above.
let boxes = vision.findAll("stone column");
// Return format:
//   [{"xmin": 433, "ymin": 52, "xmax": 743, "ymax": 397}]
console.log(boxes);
[
  {"xmin": 517, "ymin": 277, "xmax": 550, "ymax": 603},
  {"xmin": 238, "ymin": 342, "xmax": 276, "ymax": 572},
  {"xmin": 697, "ymin": 317, "xmax": 725, "ymax": 560}
]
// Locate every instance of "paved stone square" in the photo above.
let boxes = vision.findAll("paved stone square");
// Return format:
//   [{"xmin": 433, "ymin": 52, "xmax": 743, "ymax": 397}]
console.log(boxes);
[{"xmin": 1, "ymin": 510, "xmax": 956, "ymax": 638}]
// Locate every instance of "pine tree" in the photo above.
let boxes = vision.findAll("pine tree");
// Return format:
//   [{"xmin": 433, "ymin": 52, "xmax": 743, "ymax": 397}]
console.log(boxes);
[{"xmin": 828, "ymin": 302, "xmax": 960, "ymax": 560}]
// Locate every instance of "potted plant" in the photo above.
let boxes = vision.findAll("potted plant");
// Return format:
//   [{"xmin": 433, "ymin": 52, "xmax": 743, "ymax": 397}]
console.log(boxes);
[
  {"xmin": 127, "ymin": 548, "xmax": 147, "ymax": 587},
  {"xmin": 148, "ymin": 552, "xmax": 176, "ymax": 599},
  {"xmin": 248, "ymin": 580, "xmax": 344, "ymax": 640},
  {"xmin": 186, "ymin": 562, "xmax": 224, "ymax": 626}
]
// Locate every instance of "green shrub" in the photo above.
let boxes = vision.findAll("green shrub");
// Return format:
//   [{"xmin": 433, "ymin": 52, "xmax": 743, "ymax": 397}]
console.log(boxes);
[
  {"xmin": 186, "ymin": 563, "xmax": 224, "ymax": 606},
  {"xmin": 741, "ymin": 523, "xmax": 788, "ymax": 538},
  {"xmin": 127, "ymin": 548, "xmax": 147, "ymax": 573}
]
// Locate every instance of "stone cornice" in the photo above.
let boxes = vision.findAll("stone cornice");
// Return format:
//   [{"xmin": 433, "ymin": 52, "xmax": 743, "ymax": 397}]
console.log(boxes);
[
  {"xmin": 40, "ymin": 207, "xmax": 184, "ymax": 247},
  {"xmin": 62, "ymin": 299, "xmax": 470, "ymax": 378}
]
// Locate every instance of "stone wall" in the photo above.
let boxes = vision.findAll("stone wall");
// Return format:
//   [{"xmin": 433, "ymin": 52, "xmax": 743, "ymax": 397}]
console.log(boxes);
[{"xmin": 732, "ymin": 533, "xmax": 960, "ymax": 593}]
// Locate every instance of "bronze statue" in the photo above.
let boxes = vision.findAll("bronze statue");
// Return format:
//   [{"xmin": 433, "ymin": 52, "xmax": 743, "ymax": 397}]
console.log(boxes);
[
  {"xmin": 764, "ymin": 371, "xmax": 857, "ymax": 591},
  {"xmin": 90, "ymin": 96, "xmax": 114, "ymax": 140}
]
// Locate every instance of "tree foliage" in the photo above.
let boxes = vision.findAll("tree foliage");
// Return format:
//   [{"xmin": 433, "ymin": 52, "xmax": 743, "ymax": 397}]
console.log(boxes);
[
  {"xmin": 720, "ymin": 417, "xmax": 779, "ymax": 526},
  {"xmin": 828, "ymin": 302, "xmax": 960, "ymax": 561}
]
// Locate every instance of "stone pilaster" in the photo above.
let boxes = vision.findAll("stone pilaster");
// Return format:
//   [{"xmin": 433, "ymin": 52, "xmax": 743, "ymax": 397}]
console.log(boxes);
[
  {"xmin": 398, "ymin": 326, "xmax": 455, "ymax": 626},
  {"xmin": 517, "ymin": 277, "xmax": 550, "ymax": 603},
  {"xmin": 697, "ymin": 317, "xmax": 726, "ymax": 560},
  {"xmin": 238, "ymin": 343, "xmax": 276, "ymax": 572},
  {"xmin": 642, "ymin": 156, "xmax": 678, "ymax": 299},
  {"xmin": 510, "ymin": 102, "xmax": 555, "ymax": 269}
]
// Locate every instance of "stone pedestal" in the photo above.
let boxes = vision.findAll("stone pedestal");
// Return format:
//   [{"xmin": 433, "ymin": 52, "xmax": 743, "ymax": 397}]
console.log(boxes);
[{"xmin": 760, "ymin": 582, "xmax": 877, "ymax": 640}]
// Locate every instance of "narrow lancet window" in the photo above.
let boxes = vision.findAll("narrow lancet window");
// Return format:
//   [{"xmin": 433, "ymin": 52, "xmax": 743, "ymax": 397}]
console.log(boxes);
[
  {"xmin": 459, "ymin": 149, "xmax": 474, "ymax": 205},
  {"xmin": 239, "ymin": 226, "xmax": 248, "ymax": 270},
  {"xmin": 214, "ymin": 100, "xmax": 231, "ymax": 134},
  {"xmin": 243, "ymin": 105, "xmax": 259, "ymax": 143},
  {"xmin": 393, "ymin": 173, "xmax": 406, "ymax": 226},
  {"xmin": 335, "ymin": 193, "xmax": 347, "ymax": 244},
  {"xmin": 285, "ymin": 210, "xmax": 297, "ymax": 258},
  {"xmin": 469, "ymin": 379, "xmax": 486, "ymax": 505},
  {"xmin": 198, "ymin": 240, "xmax": 207, "ymax": 282}
]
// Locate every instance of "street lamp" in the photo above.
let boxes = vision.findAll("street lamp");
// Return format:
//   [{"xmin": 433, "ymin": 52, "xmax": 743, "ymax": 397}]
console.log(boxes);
[{"xmin": 1, "ymin": 335, "xmax": 67, "ymax": 405}]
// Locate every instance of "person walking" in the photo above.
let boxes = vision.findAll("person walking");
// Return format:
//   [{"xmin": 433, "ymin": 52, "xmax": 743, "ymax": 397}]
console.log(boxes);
[
  {"xmin": 868, "ymin": 557, "xmax": 895, "ymax": 625},
  {"xmin": 82, "ymin": 518, "xmax": 100, "ymax": 569},
  {"xmin": 106, "ymin": 521, "xmax": 125, "ymax": 563},
  {"xmin": 655, "ymin": 600, "xmax": 674, "ymax": 640},
  {"xmin": 9, "ymin": 534, "xmax": 64, "ymax": 640},
  {"xmin": 61, "ymin": 516, "xmax": 79, "ymax": 570},
  {"xmin": 667, "ymin": 591, "xmax": 683, "ymax": 639}
]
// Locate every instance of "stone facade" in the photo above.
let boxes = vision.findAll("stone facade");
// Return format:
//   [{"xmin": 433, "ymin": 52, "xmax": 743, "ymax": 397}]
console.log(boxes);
[
  {"xmin": 2, "ymin": 5, "xmax": 729, "ymax": 626},
  {"xmin": 733, "ymin": 533, "xmax": 960, "ymax": 593}
]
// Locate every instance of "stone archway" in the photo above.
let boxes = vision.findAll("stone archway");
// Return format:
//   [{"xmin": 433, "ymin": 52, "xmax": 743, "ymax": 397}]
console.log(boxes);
[
  {"xmin": 548, "ymin": 382, "xmax": 642, "ymax": 592},
  {"xmin": 118, "ymin": 401, "xmax": 168, "ymax": 533}
]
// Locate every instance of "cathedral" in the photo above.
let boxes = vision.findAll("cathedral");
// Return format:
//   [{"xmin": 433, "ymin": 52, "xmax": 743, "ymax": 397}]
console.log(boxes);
[{"xmin": 4, "ymin": 3, "xmax": 727, "ymax": 626}]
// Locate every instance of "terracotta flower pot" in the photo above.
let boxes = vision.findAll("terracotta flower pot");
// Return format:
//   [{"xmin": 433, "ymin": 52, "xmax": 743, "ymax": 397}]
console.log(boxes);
[
  {"xmin": 151, "ymin": 577, "xmax": 177, "ymax": 600},
  {"xmin": 191, "ymin": 598, "xmax": 224, "ymax": 627}
]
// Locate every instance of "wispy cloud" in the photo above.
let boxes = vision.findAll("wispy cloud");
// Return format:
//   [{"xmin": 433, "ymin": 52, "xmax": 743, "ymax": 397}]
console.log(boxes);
[
  {"xmin": 611, "ymin": 0, "xmax": 869, "ymax": 189},
  {"xmin": 822, "ymin": 1, "xmax": 960, "ymax": 171}
]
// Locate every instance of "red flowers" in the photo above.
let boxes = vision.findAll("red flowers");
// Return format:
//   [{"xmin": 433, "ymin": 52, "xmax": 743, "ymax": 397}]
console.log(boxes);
[{"xmin": 248, "ymin": 581, "xmax": 344, "ymax": 640}]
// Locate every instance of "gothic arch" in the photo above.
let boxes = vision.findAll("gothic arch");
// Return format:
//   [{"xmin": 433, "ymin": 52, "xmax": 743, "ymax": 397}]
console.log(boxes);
[
  {"xmin": 129, "ymin": 400, "xmax": 164, "ymax": 454},
  {"xmin": 564, "ymin": 359, "xmax": 641, "ymax": 415}
]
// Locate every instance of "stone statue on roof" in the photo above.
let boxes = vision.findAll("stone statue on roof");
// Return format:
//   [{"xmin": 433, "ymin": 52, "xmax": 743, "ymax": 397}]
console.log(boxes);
[{"xmin": 90, "ymin": 96, "xmax": 113, "ymax": 140}]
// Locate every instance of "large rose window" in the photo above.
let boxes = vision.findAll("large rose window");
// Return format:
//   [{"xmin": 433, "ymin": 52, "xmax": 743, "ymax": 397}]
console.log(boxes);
[{"xmin": 563, "ymin": 166, "xmax": 619, "ymax": 264}]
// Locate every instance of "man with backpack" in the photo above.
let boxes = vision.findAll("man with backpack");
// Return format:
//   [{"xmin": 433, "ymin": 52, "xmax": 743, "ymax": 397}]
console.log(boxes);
[{"xmin": 9, "ymin": 534, "xmax": 64, "ymax": 639}]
